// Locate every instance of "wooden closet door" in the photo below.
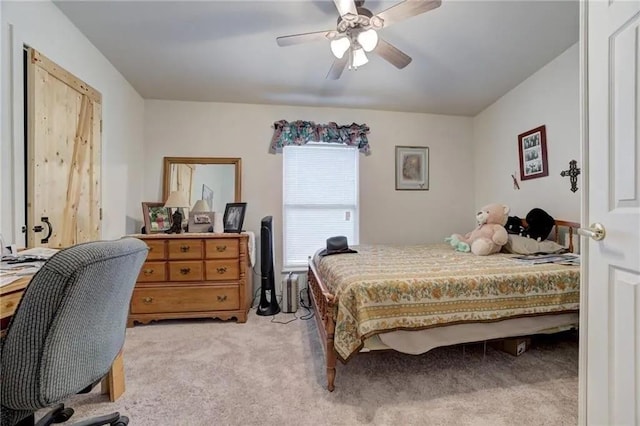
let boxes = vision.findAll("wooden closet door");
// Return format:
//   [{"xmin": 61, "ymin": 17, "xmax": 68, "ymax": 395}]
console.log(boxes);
[
  {"xmin": 27, "ymin": 48, "xmax": 102, "ymax": 248},
  {"xmin": 170, "ymin": 163, "xmax": 194, "ymax": 204}
]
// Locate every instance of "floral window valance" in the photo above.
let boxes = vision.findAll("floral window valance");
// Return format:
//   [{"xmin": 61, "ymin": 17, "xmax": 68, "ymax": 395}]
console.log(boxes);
[{"xmin": 269, "ymin": 120, "xmax": 371, "ymax": 155}]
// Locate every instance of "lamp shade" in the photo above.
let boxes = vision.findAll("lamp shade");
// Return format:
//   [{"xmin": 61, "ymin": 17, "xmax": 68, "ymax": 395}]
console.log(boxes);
[
  {"xmin": 164, "ymin": 191, "xmax": 190, "ymax": 208},
  {"xmin": 191, "ymin": 199, "xmax": 211, "ymax": 212}
]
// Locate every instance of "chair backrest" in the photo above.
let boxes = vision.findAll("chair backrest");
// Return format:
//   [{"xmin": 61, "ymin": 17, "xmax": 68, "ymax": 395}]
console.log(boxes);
[{"xmin": 1, "ymin": 238, "xmax": 147, "ymax": 412}]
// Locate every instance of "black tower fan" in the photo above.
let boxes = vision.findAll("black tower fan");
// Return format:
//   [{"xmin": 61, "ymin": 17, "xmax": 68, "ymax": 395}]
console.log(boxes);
[{"xmin": 257, "ymin": 216, "xmax": 280, "ymax": 316}]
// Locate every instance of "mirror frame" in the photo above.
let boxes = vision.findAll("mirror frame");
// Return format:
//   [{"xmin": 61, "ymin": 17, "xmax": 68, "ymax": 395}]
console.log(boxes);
[{"xmin": 162, "ymin": 156, "xmax": 242, "ymax": 203}]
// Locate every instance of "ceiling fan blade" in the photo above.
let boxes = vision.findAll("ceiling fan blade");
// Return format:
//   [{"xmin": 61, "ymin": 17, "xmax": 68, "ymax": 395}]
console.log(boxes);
[
  {"xmin": 374, "ymin": 39, "xmax": 412, "ymax": 69},
  {"xmin": 333, "ymin": 0, "xmax": 357, "ymax": 18},
  {"xmin": 376, "ymin": 0, "xmax": 442, "ymax": 28},
  {"xmin": 326, "ymin": 56, "xmax": 349, "ymax": 80},
  {"xmin": 276, "ymin": 30, "xmax": 337, "ymax": 47}
]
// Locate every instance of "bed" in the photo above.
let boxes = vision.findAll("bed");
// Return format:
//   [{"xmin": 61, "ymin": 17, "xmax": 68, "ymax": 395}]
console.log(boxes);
[{"xmin": 307, "ymin": 220, "xmax": 580, "ymax": 391}]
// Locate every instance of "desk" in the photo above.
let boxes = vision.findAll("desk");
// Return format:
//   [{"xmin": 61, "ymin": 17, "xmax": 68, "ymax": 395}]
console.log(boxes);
[{"xmin": 0, "ymin": 275, "xmax": 126, "ymax": 402}]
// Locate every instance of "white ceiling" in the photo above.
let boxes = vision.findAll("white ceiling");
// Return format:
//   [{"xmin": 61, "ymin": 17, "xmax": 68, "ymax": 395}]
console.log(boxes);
[{"xmin": 53, "ymin": 0, "xmax": 579, "ymax": 116}]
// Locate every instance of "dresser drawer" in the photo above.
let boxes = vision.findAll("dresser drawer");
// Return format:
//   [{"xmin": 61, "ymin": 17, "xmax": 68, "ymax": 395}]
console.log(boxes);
[
  {"xmin": 137, "ymin": 262, "xmax": 167, "ymax": 282},
  {"xmin": 204, "ymin": 260, "xmax": 239, "ymax": 281},
  {"xmin": 168, "ymin": 261, "xmax": 203, "ymax": 281},
  {"xmin": 168, "ymin": 240, "xmax": 203, "ymax": 260},
  {"xmin": 145, "ymin": 240, "xmax": 166, "ymax": 260},
  {"xmin": 205, "ymin": 239, "xmax": 239, "ymax": 259},
  {"xmin": 130, "ymin": 285, "xmax": 240, "ymax": 314}
]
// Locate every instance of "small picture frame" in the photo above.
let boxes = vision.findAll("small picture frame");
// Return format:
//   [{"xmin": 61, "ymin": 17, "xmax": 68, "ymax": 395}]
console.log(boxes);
[
  {"xmin": 188, "ymin": 212, "xmax": 215, "ymax": 233},
  {"xmin": 141, "ymin": 202, "xmax": 171, "ymax": 234},
  {"xmin": 395, "ymin": 146, "xmax": 429, "ymax": 190},
  {"xmin": 518, "ymin": 125, "xmax": 549, "ymax": 181},
  {"xmin": 223, "ymin": 202, "xmax": 247, "ymax": 233}
]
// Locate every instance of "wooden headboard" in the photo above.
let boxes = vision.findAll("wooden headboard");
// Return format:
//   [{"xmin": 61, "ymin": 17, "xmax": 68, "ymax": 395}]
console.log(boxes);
[{"xmin": 553, "ymin": 220, "xmax": 580, "ymax": 253}]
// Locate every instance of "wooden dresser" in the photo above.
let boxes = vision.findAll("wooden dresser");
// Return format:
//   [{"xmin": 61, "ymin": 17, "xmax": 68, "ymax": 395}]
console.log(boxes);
[{"xmin": 127, "ymin": 233, "xmax": 252, "ymax": 326}]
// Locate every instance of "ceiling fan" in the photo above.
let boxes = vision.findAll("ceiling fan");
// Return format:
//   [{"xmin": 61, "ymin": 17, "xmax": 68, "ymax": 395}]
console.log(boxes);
[{"xmin": 276, "ymin": 0, "xmax": 442, "ymax": 80}]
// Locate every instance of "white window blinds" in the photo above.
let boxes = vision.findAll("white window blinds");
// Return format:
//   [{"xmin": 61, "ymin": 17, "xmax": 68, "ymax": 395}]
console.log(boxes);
[{"xmin": 283, "ymin": 144, "xmax": 359, "ymax": 269}]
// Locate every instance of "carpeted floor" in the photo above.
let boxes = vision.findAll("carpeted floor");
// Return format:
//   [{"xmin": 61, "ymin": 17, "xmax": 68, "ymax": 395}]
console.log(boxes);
[{"xmin": 56, "ymin": 309, "xmax": 578, "ymax": 426}]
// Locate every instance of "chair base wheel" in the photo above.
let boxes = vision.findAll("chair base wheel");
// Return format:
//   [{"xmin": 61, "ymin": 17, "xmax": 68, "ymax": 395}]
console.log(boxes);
[
  {"xmin": 112, "ymin": 416, "xmax": 129, "ymax": 426},
  {"xmin": 52, "ymin": 407, "xmax": 74, "ymax": 423}
]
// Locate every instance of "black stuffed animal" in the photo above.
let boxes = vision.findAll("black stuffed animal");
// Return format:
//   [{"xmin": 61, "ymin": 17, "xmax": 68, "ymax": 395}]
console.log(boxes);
[
  {"xmin": 522, "ymin": 208, "xmax": 555, "ymax": 241},
  {"xmin": 505, "ymin": 215, "xmax": 525, "ymax": 235}
]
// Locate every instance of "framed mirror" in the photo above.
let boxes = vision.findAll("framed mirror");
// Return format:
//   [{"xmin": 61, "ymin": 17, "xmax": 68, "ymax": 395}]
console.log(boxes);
[{"xmin": 162, "ymin": 157, "xmax": 242, "ymax": 212}]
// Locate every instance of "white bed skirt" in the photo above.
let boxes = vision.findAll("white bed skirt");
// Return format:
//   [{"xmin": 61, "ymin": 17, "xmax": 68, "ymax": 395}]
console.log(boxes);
[{"xmin": 362, "ymin": 313, "xmax": 579, "ymax": 355}]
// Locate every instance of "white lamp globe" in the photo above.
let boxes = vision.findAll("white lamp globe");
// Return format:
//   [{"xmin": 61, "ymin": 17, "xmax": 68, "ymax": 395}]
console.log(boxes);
[
  {"xmin": 357, "ymin": 29, "xmax": 379, "ymax": 52},
  {"xmin": 351, "ymin": 48, "xmax": 369, "ymax": 68},
  {"xmin": 330, "ymin": 37, "xmax": 351, "ymax": 59}
]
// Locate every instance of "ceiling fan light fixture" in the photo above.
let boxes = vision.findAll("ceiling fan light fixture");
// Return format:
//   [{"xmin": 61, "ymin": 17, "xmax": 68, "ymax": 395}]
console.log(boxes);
[
  {"xmin": 330, "ymin": 37, "xmax": 351, "ymax": 59},
  {"xmin": 351, "ymin": 48, "xmax": 369, "ymax": 68},
  {"xmin": 357, "ymin": 29, "xmax": 378, "ymax": 52}
]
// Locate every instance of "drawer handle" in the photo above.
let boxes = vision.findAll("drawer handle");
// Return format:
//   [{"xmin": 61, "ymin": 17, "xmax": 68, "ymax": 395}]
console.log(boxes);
[
  {"xmin": 217, "ymin": 295, "xmax": 227, "ymax": 302},
  {"xmin": 216, "ymin": 266, "xmax": 227, "ymax": 274},
  {"xmin": 216, "ymin": 245, "xmax": 227, "ymax": 252},
  {"xmin": 180, "ymin": 267, "xmax": 191, "ymax": 275},
  {"xmin": 143, "ymin": 269, "xmax": 154, "ymax": 276},
  {"xmin": 180, "ymin": 245, "xmax": 190, "ymax": 252},
  {"xmin": 143, "ymin": 297, "xmax": 153, "ymax": 304}
]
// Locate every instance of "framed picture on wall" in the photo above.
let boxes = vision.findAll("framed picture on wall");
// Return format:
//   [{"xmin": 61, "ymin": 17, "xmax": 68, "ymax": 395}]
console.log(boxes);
[
  {"xmin": 141, "ymin": 202, "xmax": 171, "ymax": 234},
  {"xmin": 395, "ymin": 146, "xmax": 429, "ymax": 190},
  {"xmin": 518, "ymin": 125, "xmax": 549, "ymax": 181}
]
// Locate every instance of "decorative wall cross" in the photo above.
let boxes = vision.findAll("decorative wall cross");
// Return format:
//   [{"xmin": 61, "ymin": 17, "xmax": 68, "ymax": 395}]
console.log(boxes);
[{"xmin": 560, "ymin": 160, "xmax": 581, "ymax": 193}]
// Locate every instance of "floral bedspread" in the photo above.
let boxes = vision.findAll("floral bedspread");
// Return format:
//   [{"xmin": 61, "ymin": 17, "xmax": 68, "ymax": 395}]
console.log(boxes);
[{"xmin": 313, "ymin": 244, "xmax": 580, "ymax": 362}]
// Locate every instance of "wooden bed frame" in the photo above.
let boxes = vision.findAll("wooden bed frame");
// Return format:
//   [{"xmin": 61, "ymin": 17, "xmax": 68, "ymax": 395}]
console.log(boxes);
[{"xmin": 307, "ymin": 220, "xmax": 580, "ymax": 391}]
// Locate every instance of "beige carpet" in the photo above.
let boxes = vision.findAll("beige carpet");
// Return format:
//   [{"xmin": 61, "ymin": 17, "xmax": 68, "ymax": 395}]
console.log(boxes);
[{"xmin": 57, "ymin": 309, "xmax": 578, "ymax": 426}]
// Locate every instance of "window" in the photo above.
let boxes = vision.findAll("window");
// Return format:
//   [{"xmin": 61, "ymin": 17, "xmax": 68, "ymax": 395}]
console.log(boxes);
[{"xmin": 283, "ymin": 144, "xmax": 359, "ymax": 269}]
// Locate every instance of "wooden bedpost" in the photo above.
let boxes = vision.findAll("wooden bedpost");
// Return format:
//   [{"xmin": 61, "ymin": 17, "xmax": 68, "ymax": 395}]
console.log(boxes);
[
  {"xmin": 308, "ymin": 261, "xmax": 338, "ymax": 392},
  {"xmin": 325, "ymin": 297, "xmax": 337, "ymax": 392}
]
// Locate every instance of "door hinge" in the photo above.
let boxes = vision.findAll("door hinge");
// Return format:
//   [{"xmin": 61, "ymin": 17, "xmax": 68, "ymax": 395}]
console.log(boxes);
[
  {"xmin": 100, "ymin": 120, "xmax": 103, "ymax": 133},
  {"xmin": 99, "ymin": 208, "xmax": 103, "ymax": 220}
]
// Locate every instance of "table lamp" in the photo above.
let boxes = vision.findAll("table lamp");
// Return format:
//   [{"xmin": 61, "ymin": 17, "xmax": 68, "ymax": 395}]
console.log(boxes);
[
  {"xmin": 164, "ymin": 191, "xmax": 190, "ymax": 234},
  {"xmin": 191, "ymin": 199, "xmax": 211, "ymax": 213}
]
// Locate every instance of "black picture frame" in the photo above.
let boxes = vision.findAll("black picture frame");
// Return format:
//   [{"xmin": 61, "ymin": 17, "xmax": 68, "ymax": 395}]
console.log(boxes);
[{"xmin": 223, "ymin": 202, "xmax": 247, "ymax": 233}]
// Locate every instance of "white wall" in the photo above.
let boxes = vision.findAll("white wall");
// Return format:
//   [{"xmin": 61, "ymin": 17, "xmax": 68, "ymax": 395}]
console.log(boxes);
[
  {"xmin": 144, "ymin": 100, "xmax": 475, "ymax": 272},
  {"xmin": 473, "ymin": 43, "xmax": 580, "ymax": 221},
  {"xmin": 0, "ymin": 0, "xmax": 145, "ymax": 245}
]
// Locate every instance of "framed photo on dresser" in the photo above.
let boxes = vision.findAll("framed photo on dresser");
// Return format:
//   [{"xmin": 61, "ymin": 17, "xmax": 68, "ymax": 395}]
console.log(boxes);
[
  {"xmin": 141, "ymin": 202, "xmax": 171, "ymax": 234},
  {"xmin": 188, "ymin": 212, "xmax": 214, "ymax": 233},
  {"xmin": 223, "ymin": 203, "xmax": 247, "ymax": 233}
]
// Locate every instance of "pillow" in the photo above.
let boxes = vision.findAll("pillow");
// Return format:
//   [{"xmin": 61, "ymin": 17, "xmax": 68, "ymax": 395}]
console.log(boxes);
[{"xmin": 502, "ymin": 235, "xmax": 567, "ymax": 255}]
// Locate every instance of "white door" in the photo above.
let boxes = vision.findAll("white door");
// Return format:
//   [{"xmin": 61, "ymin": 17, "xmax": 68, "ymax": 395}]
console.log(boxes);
[{"xmin": 583, "ymin": 1, "xmax": 640, "ymax": 424}]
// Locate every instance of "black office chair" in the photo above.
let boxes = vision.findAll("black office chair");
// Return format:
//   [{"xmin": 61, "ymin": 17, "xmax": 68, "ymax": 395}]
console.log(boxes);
[{"xmin": 0, "ymin": 238, "xmax": 148, "ymax": 426}]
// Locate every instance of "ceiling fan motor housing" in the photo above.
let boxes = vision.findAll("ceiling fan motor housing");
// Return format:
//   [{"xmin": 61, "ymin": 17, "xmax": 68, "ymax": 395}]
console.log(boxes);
[{"xmin": 336, "ymin": 7, "xmax": 384, "ymax": 33}]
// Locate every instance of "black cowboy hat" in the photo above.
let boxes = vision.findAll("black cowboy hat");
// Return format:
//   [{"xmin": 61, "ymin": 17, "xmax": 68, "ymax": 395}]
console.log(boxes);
[{"xmin": 318, "ymin": 236, "xmax": 358, "ymax": 257}]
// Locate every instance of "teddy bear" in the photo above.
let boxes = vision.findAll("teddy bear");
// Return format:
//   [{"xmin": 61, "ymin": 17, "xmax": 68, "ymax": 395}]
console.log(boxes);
[{"xmin": 446, "ymin": 203, "xmax": 510, "ymax": 256}]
